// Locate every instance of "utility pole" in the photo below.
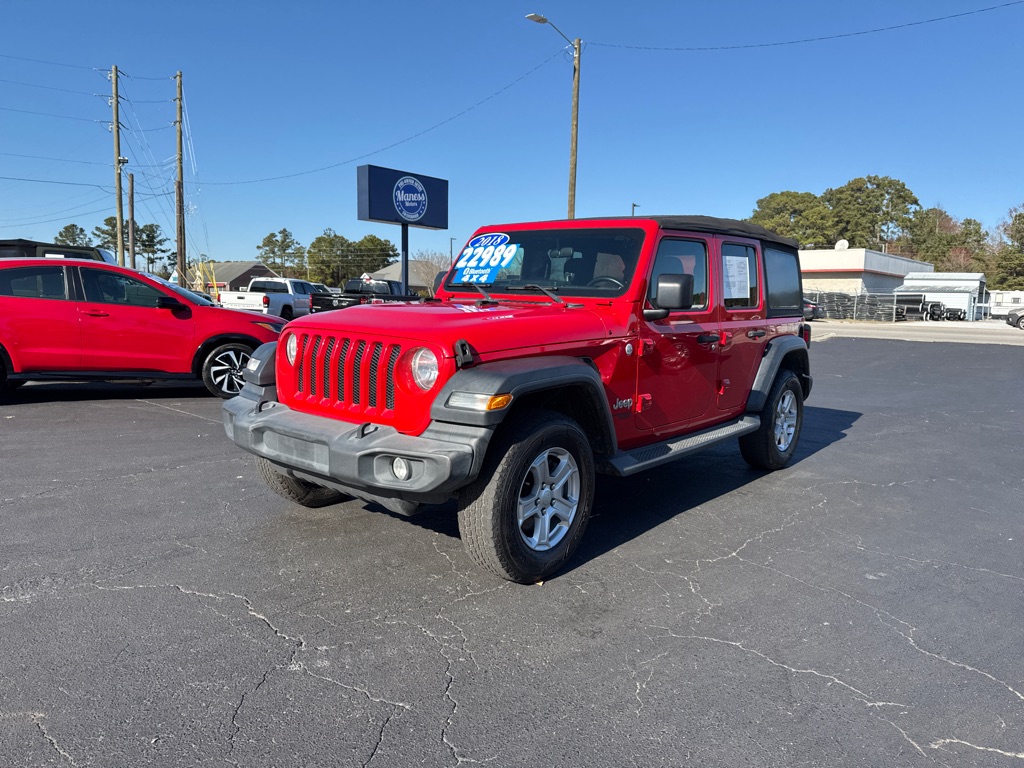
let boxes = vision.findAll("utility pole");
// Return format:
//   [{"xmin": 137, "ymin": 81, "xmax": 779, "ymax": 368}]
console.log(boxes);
[
  {"xmin": 568, "ymin": 37, "xmax": 580, "ymax": 219},
  {"xmin": 111, "ymin": 65, "xmax": 126, "ymax": 266},
  {"xmin": 128, "ymin": 172, "xmax": 135, "ymax": 269},
  {"xmin": 175, "ymin": 71, "xmax": 186, "ymax": 286}
]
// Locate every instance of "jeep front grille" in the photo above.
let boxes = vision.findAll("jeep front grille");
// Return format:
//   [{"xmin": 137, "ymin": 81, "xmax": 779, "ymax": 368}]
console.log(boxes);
[{"xmin": 292, "ymin": 331, "xmax": 401, "ymax": 413}]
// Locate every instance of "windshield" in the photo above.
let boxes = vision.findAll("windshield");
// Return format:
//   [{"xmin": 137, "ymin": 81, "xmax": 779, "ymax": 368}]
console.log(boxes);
[
  {"xmin": 143, "ymin": 272, "xmax": 214, "ymax": 306},
  {"xmin": 444, "ymin": 227, "xmax": 644, "ymax": 298}
]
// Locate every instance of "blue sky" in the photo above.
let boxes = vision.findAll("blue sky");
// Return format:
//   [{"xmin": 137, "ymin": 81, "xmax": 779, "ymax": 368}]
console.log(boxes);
[{"xmin": 2, "ymin": 1, "xmax": 1021, "ymax": 263}]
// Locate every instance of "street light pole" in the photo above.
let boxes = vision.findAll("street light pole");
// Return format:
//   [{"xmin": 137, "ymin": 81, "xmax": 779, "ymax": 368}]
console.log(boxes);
[{"xmin": 527, "ymin": 13, "xmax": 580, "ymax": 219}]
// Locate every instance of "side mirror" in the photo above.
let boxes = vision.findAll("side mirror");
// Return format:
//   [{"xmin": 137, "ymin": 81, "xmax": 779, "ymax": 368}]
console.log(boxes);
[
  {"xmin": 156, "ymin": 295, "xmax": 187, "ymax": 310},
  {"xmin": 643, "ymin": 274, "xmax": 694, "ymax": 321}
]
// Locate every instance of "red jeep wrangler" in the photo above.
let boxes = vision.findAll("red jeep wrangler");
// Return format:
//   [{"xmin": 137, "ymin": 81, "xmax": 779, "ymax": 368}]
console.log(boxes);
[{"xmin": 224, "ymin": 216, "xmax": 812, "ymax": 582}]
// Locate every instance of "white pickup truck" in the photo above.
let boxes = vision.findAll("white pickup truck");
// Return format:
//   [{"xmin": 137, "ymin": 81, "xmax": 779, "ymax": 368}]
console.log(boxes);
[{"xmin": 218, "ymin": 277, "xmax": 317, "ymax": 320}]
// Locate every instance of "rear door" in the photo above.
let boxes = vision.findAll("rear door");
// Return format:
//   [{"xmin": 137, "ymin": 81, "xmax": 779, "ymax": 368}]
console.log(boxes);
[
  {"xmin": 77, "ymin": 265, "xmax": 195, "ymax": 372},
  {"xmin": 0, "ymin": 264, "xmax": 81, "ymax": 370},
  {"xmin": 715, "ymin": 238, "xmax": 767, "ymax": 412},
  {"xmin": 635, "ymin": 235, "xmax": 720, "ymax": 434}
]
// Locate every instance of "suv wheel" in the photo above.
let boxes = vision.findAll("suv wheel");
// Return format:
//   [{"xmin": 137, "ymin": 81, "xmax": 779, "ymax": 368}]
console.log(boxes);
[
  {"xmin": 458, "ymin": 410, "xmax": 594, "ymax": 583},
  {"xmin": 1016, "ymin": 315, "xmax": 1024, "ymax": 330},
  {"xmin": 201, "ymin": 343, "xmax": 253, "ymax": 398},
  {"xmin": 256, "ymin": 457, "xmax": 351, "ymax": 507},
  {"xmin": 739, "ymin": 370, "xmax": 803, "ymax": 471}
]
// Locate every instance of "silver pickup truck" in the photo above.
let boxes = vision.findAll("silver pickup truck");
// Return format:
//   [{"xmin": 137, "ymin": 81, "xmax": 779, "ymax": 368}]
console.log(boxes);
[{"xmin": 218, "ymin": 277, "xmax": 316, "ymax": 321}]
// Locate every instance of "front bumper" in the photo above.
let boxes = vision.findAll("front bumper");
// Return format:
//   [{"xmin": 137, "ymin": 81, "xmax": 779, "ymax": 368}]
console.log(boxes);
[{"xmin": 223, "ymin": 392, "xmax": 491, "ymax": 501}]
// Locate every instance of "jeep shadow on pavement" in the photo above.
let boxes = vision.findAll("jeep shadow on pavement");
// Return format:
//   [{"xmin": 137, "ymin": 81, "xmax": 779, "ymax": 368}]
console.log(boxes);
[{"xmin": 223, "ymin": 216, "xmax": 815, "ymax": 583}]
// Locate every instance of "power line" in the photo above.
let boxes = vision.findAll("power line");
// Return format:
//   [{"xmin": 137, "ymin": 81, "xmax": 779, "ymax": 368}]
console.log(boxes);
[
  {"xmin": 590, "ymin": 0, "xmax": 1024, "ymax": 51},
  {"xmin": 203, "ymin": 49, "xmax": 565, "ymax": 186},
  {"xmin": 0, "ymin": 151, "xmax": 107, "ymax": 166},
  {"xmin": 0, "ymin": 175, "xmax": 112, "ymax": 190},
  {"xmin": 0, "ymin": 78, "xmax": 99, "ymax": 96},
  {"xmin": 0, "ymin": 52, "xmax": 99, "ymax": 70},
  {"xmin": 0, "ymin": 105, "xmax": 104, "ymax": 123}
]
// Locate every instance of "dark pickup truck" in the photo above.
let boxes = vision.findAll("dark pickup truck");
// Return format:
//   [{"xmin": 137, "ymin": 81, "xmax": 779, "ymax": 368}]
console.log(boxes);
[{"xmin": 310, "ymin": 278, "xmax": 420, "ymax": 313}]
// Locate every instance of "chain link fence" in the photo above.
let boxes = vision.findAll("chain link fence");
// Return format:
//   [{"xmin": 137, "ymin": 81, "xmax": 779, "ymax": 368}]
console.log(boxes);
[{"xmin": 804, "ymin": 291, "xmax": 909, "ymax": 322}]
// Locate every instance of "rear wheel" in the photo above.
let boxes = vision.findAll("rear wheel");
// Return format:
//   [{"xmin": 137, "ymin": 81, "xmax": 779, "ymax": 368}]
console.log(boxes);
[
  {"xmin": 256, "ymin": 457, "xmax": 351, "ymax": 507},
  {"xmin": 740, "ymin": 370, "xmax": 803, "ymax": 470},
  {"xmin": 280, "ymin": 306, "xmax": 294, "ymax": 321},
  {"xmin": 201, "ymin": 343, "xmax": 253, "ymax": 398},
  {"xmin": 457, "ymin": 410, "xmax": 594, "ymax": 583}
]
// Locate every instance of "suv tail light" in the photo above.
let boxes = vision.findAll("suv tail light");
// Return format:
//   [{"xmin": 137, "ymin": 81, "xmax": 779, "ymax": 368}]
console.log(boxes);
[{"xmin": 801, "ymin": 323, "xmax": 811, "ymax": 346}]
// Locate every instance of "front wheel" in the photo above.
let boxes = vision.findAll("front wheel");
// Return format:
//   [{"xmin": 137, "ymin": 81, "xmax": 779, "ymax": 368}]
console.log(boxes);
[
  {"xmin": 458, "ymin": 410, "xmax": 594, "ymax": 583},
  {"xmin": 739, "ymin": 370, "xmax": 803, "ymax": 470},
  {"xmin": 201, "ymin": 343, "xmax": 253, "ymax": 398},
  {"xmin": 256, "ymin": 457, "xmax": 351, "ymax": 507}
]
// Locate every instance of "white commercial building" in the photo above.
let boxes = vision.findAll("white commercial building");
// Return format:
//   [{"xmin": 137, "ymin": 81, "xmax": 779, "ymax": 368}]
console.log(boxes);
[{"xmin": 799, "ymin": 247, "xmax": 933, "ymax": 293}]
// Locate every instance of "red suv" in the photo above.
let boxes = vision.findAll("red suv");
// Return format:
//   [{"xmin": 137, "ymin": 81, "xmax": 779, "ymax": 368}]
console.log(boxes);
[
  {"xmin": 0, "ymin": 259, "xmax": 283, "ymax": 398},
  {"xmin": 225, "ymin": 216, "xmax": 812, "ymax": 582}
]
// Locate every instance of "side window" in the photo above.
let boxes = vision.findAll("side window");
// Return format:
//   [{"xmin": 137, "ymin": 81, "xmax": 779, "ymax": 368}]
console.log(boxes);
[
  {"xmin": 82, "ymin": 269, "xmax": 163, "ymax": 307},
  {"xmin": 0, "ymin": 265, "xmax": 67, "ymax": 299},
  {"xmin": 648, "ymin": 238, "xmax": 708, "ymax": 309},
  {"xmin": 721, "ymin": 243, "xmax": 759, "ymax": 309},
  {"xmin": 763, "ymin": 247, "xmax": 802, "ymax": 318}
]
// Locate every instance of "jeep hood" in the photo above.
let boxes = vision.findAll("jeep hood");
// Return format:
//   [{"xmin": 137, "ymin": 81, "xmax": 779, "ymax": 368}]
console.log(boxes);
[{"xmin": 290, "ymin": 300, "xmax": 614, "ymax": 358}]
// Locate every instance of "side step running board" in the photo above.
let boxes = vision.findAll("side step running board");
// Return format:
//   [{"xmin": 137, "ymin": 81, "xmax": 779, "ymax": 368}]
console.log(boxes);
[{"xmin": 602, "ymin": 415, "xmax": 760, "ymax": 477}]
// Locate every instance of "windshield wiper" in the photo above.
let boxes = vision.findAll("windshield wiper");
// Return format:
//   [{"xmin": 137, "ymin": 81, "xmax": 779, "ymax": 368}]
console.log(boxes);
[
  {"xmin": 505, "ymin": 284, "xmax": 584, "ymax": 308},
  {"xmin": 464, "ymin": 282, "xmax": 499, "ymax": 306},
  {"xmin": 504, "ymin": 283, "xmax": 564, "ymax": 303}
]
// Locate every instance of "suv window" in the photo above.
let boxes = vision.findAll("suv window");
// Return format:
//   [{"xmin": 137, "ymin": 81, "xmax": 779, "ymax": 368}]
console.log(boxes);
[
  {"xmin": 721, "ymin": 243, "xmax": 759, "ymax": 309},
  {"xmin": 82, "ymin": 269, "xmax": 164, "ymax": 307},
  {"xmin": 763, "ymin": 247, "xmax": 802, "ymax": 318},
  {"xmin": 0, "ymin": 265, "xmax": 67, "ymax": 300},
  {"xmin": 649, "ymin": 238, "xmax": 708, "ymax": 309}
]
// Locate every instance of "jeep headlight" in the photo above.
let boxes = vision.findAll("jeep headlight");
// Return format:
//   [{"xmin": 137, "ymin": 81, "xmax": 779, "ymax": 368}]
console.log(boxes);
[
  {"xmin": 409, "ymin": 348, "xmax": 438, "ymax": 390},
  {"xmin": 285, "ymin": 333, "xmax": 297, "ymax": 365}
]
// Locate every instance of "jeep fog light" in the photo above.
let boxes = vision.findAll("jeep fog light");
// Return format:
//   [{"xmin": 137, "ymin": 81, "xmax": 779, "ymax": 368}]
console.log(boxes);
[
  {"xmin": 285, "ymin": 334, "xmax": 297, "ymax": 365},
  {"xmin": 447, "ymin": 392, "xmax": 513, "ymax": 411},
  {"xmin": 392, "ymin": 457, "xmax": 410, "ymax": 481},
  {"xmin": 410, "ymin": 348, "xmax": 438, "ymax": 390}
]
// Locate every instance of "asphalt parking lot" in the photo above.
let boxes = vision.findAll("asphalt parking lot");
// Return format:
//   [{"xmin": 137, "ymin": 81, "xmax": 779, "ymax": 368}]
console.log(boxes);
[{"xmin": 2, "ymin": 325, "xmax": 1021, "ymax": 767}]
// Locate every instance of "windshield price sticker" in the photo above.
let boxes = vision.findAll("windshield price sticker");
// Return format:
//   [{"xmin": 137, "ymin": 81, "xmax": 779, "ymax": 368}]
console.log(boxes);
[{"xmin": 453, "ymin": 233, "xmax": 519, "ymax": 284}]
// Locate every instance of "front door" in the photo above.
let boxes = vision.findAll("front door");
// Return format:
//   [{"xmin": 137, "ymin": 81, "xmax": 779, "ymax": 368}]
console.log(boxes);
[
  {"xmin": 77, "ymin": 266, "xmax": 195, "ymax": 372},
  {"xmin": 635, "ymin": 236, "xmax": 720, "ymax": 435}
]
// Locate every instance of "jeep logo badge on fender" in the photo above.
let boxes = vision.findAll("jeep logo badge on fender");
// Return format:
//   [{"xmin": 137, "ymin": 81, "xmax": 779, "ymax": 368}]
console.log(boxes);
[{"xmin": 393, "ymin": 176, "xmax": 427, "ymax": 222}]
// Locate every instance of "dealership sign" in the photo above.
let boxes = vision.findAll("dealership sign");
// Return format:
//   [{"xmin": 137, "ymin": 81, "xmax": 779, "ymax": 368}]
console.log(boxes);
[{"xmin": 357, "ymin": 165, "xmax": 448, "ymax": 230}]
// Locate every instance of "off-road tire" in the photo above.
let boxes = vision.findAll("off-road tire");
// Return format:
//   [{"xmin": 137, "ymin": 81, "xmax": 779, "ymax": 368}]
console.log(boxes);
[
  {"xmin": 256, "ymin": 456, "xmax": 351, "ymax": 507},
  {"xmin": 201, "ymin": 343, "xmax": 253, "ymax": 398},
  {"xmin": 457, "ymin": 409, "xmax": 594, "ymax": 583},
  {"xmin": 739, "ymin": 369, "xmax": 803, "ymax": 471}
]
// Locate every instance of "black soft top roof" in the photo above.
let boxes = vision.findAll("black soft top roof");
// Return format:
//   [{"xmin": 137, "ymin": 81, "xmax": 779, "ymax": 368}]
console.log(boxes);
[
  {"xmin": 647, "ymin": 216, "xmax": 798, "ymax": 249},
  {"xmin": 528, "ymin": 216, "xmax": 798, "ymax": 250}
]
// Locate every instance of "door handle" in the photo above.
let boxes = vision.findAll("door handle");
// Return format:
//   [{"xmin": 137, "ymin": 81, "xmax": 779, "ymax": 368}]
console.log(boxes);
[
  {"xmin": 82, "ymin": 310, "xmax": 109, "ymax": 317},
  {"xmin": 696, "ymin": 333, "xmax": 719, "ymax": 345},
  {"xmin": 747, "ymin": 329, "xmax": 767, "ymax": 339}
]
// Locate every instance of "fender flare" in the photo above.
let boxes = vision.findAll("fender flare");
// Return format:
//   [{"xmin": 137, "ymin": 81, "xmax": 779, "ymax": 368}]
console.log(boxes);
[
  {"xmin": 429, "ymin": 356, "xmax": 616, "ymax": 438},
  {"xmin": 746, "ymin": 336, "xmax": 811, "ymax": 412}
]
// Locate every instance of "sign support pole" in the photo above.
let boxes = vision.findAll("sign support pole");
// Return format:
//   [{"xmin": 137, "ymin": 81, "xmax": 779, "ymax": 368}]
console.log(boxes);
[{"xmin": 401, "ymin": 223, "xmax": 409, "ymax": 294}]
